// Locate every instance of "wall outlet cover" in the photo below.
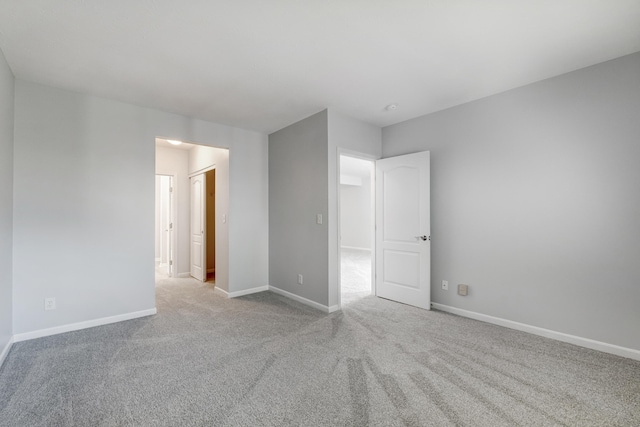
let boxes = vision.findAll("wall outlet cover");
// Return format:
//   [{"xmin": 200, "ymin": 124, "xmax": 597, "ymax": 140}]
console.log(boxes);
[
  {"xmin": 442, "ymin": 280, "xmax": 448, "ymax": 290},
  {"xmin": 458, "ymin": 284, "xmax": 469, "ymax": 296},
  {"xmin": 44, "ymin": 297, "xmax": 56, "ymax": 310}
]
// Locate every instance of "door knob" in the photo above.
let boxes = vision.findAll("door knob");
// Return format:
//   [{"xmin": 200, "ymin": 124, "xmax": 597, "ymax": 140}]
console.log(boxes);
[{"xmin": 418, "ymin": 235, "xmax": 429, "ymax": 241}]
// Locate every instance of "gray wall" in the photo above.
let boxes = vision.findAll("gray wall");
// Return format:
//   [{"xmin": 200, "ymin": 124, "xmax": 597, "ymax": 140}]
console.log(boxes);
[
  {"xmin": 12, "ymin": 80, "xmax": 268, "ymax": 334},
  {"xmin": 382, "ymin": 52, "xmax": 640, "ymax": 350},
  {"xmin": 0, "ymin": 47, "xmax": 14, "ymax": 354},
  {"xmin": 269, "ymin": 110, "xmax": 381, "ymax": 309},
  {"xmin": 269, "ymin": 111, "xmax": 329, "ymax": 305},
  {"xmin": 340, "ymin": 177, "xmax": 372, "ymax": 249}
]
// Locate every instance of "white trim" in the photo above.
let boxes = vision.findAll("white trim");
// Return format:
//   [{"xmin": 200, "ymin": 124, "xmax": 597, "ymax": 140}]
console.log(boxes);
[
  {"xmin": 176, "ymin": 272, "xmax": 190, "ymax": 278},
  {"xmin": 12, "ymin": 309, "xmax": 157, "ymax": 343},
  {"xmin": 0, "ymin": 336, "xmax": 14, "ymax": 368},
  {"xmin": 188, "ymin": 165, "xmax": 215, "ymax": 178},
  {"xmin": 431, "ymin": 303, "xmax": 640, "ymax": 362},
  {"xmin": 341, "ymin": 246, "xmax": 371, "ymax": 252},
  {"xmin": 213, "ymin": 286, "xmax": 229, "ymax": 298},
  {"xmin": 155, "ymin": 171, "xmax": 178, "ymax": 279},
  {"xmin": 269, "ymin": 286, "xmax": 335, "ymax": 313},
  {"xmin": 228, "ymin": 285, "xmax": 269, "ymax": 298}
]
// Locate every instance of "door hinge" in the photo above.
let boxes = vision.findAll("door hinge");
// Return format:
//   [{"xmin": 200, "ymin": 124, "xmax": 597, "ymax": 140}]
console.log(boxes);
[
  {"xmin": 169, "ymin": 260, "xmax": 173, "ymax": 266},
  {"xmin": 170, "ymin": 187, "xmax": 173, "ymax": 193},
  {"xmin": 169, "ymin": 222, "xmax": 173, "ymax": 229}
]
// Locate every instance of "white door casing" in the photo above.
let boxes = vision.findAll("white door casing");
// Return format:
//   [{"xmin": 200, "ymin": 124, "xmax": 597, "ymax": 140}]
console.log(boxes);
[
  {"xmin": 190, "ymin": 173, "xmax": 206, "ymax": 281},
  {"xmin": 375, "ymin": 151, "xmax": 431, "ymax": 309},
  {"xmin": 167, "ymin": 175, "xmax": 174, "ymax": 277}
]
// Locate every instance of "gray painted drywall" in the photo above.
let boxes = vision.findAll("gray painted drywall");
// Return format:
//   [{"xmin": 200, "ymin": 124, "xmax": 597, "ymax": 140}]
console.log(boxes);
[
  {"xmin": 328, "ymin": 110, "xmax": 381, "ymax": 307},
  {"xmin": 12, "ymin": 80, "xmax": 268, "ymax": 334},
  {"xmin": 269, "ymin": 111, "xmax": 329, "ymax": 305},
  {"xmin": 0, "ymin": 47, "xmax": 14, "ymax": 352},
  {"xmin": 155, "ymin": 146, "xmax": 190, "ymax": 276},
  {"xmin": 382, "ymin": 52, "xmax": 640, "ymax": 350},
  {"xmin": 188, "ymin": 145, "xmax": 230, "ymax": 292},
  {"xmin": 269, "ymin": 110, "xmax": 381, "ymax": 308}
]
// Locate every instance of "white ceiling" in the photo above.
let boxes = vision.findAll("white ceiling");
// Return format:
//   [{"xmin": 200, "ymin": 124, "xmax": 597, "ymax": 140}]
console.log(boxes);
[
  {"xmin": 1, "ymin": 1, "xmax": 639, "ymax": 134},
  {"xmin": 155, "ymin": 138, "xmax": 196, "ymax": 151}
]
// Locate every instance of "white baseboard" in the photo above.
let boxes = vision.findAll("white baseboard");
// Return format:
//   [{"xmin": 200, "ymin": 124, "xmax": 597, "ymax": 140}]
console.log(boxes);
[
  {"xmin": 228, "ymin": 285, "xmax": 269, "ymax": 298},
  {"xmin": 213, "ymin": 286, "xmax": 229, "ymax": 298},
  {"xmin": 269, "ymin": 286, "xmax": 335, "ymax": 313},
  {"xmin": 0, "ymin": 336, "xmax": 14, "ymax": 368},
  {"xmin": 431, "ymin": 303, "xmax": 640, "ymax": 362},
  {"xmin": 12, "ymin": 308, "xmax": 157, "ymax": 343},
  {"xmin": 176, "ymin": 272, "xmax": 190, "ymax": 278}
]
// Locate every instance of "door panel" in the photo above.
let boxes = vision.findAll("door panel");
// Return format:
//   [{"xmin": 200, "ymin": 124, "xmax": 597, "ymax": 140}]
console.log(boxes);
[
  {"xmin": 190, "ymin": 174, "xmax": 206, "ymax": 281},
  {"xmin": 376, "ymin": 151, "xmax": 430, "ymax": 309}
]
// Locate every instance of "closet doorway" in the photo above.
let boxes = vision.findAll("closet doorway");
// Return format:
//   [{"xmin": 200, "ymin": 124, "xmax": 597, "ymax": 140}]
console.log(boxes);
[{"xmin": 190, "ymin": 168, "xmax": 216, "ymax": 283}]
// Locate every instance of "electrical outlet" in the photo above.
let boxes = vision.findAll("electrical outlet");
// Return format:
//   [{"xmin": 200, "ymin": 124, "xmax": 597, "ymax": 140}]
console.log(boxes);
[
  {"xmin": 298, "ymin": 274, "xmax": 303, "ymax": 285},
  {"xmin": 458, "ymin": 284, "xmax": 469, "ymax": 296},
  {"xmin": 316, "ymin": 214, "xmax": 323, "ymax": 225},
  {"xmin": 44, "ymin": 297, "xmax": 56, "ymax": 311},
  {"xmin": 441, "ymin": 280, "xmax": 449, "ymax": 291}
]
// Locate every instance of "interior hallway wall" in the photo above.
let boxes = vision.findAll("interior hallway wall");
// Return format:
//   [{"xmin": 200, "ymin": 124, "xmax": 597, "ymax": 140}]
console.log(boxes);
[
  {"xmin": 206, "ymin": 171, "xmax": 216, "ymax": 275},
  {"xmin": 0, "ymin": 46, "xmax": 14, "ymax": 357},
  {"xmin": 340, "ymin": 176, "xmax": 372, "ymax": 250},
  {"xmin": 382, "ymin": 52, "xmax": 640, "ymax": 351},
  {"xmin": 269, "ymin": 109, "xmax": 381, "ymax": 310},
  {"xmin": 269, "ymin": 111, "xmax": 329, "ymax": 305},
  {"xmin": 12, "ymin": 80, "xmax": 268, "ymax": 335}
]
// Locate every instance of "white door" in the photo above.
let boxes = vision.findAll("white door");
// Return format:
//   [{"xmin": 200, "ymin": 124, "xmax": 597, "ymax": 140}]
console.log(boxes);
[
  {"xmin": 190, "ymin": 174, "xmax": 206, "ymax": 281},
  {"xmin": 375, "ymin": 151, "xmax": 430, "ymax": 309},
  {"xmin": 167, "ymin": 176, "xmax": 174, "ymax": 277}
]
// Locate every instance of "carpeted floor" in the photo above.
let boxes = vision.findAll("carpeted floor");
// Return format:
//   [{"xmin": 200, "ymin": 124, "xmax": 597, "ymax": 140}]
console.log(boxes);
[
  {"xmin": 1, "ymin": 275, "xmax": 639, "ymax": 426},
  {"xmin": 341, "ymin": 247, "xmax": 372, "ymax": 304}
]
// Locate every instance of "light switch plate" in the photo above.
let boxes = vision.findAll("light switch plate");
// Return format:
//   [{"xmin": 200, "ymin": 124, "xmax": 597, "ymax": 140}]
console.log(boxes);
[{"xmin": 458, "ymin": 284, "xmax": 468, "ymax": 296}]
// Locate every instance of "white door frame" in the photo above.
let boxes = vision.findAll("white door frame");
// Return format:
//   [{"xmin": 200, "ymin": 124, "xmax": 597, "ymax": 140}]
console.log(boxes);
[
  {"xmin": 337, "ymin": 149, "xmax": 377, "ymax": 309},
  {"xmin": 156, "ymin": 171, "xmax": 178, "ymax": 277}
]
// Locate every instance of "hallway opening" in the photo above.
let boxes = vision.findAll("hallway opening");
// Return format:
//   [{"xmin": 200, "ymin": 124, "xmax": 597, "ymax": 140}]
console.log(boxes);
[{"xmin": 339, "ymin": 154, "xmax": 375, "ymax": 305}]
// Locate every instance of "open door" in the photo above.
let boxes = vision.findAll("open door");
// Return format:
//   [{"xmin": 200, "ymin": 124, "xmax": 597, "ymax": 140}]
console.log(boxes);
[
  {"xmin": 375, "ymin": 151, "xmax": 430, "ymax": 309},
  {"xmin": 190, "ymin": 173, "xmax": 206, "ymax": 281},
  {"xmin": 165, "ymin": 175, "xmax": 174, "ymax": 277}
]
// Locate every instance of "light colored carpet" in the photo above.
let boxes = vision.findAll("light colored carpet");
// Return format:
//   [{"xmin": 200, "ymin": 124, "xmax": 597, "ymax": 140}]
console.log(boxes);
[
  {"xmin": 341, "ymin": 247, "xmax": 372, "ymax": 304},
  {"xmin": 1, "ymin": 275, "xmax": 639, "ymax": 426}
]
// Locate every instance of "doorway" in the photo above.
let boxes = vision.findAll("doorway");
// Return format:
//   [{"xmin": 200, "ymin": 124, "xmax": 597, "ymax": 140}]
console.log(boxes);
[
  {"xmin": 189, "ymin": 169, "xmax": 216, "ymax": 283},
  {"xmin": 155, "ymin": 138, "xmax": 229, "ymax": 292},
  {"xmin": 339, "ymin": 155, "xmax": 375, "ymax": 304},
  {"xmin": 155, "ymin": 174, "xmax": 174, "ymax": 278}
]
